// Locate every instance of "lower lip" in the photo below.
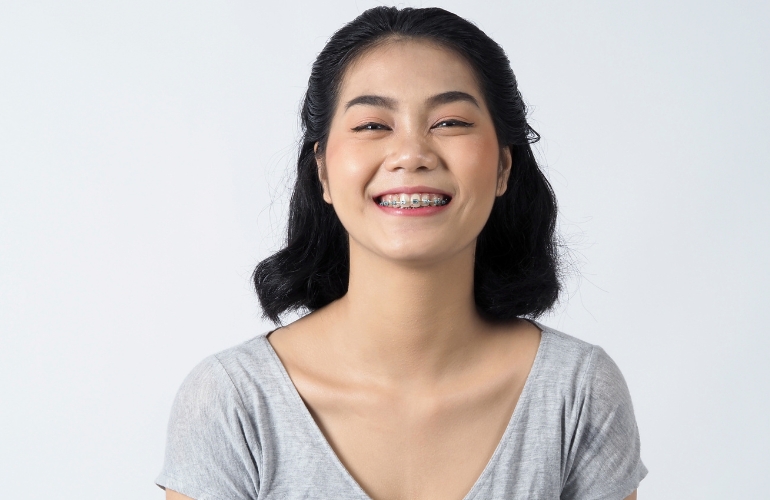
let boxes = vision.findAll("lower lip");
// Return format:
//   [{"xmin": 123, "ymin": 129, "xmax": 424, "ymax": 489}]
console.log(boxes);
[{"xmin": 374, "ymin": 200, "xmax": 450, "ymax": 216}]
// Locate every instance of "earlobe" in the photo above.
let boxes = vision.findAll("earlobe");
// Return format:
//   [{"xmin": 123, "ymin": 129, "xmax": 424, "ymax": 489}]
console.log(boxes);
[
  {"xmin": 496, "ymin": 147, "xmax": 513, "ymax": 196},
  {"xmin": 314, "ymin": 142, "xmax": 333, "ymax": 204}
]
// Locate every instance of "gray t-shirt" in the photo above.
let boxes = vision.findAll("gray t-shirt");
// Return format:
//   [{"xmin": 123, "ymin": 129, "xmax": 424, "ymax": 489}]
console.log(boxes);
[{"xmin": 156, "ymin": 324, "xmax": 647, "ymax": 499}]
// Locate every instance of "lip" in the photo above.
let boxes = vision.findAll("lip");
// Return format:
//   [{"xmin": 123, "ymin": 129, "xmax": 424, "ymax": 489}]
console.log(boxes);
[
  {"xmin": 372, "ymin": 185, "xmax": 452, "ymax": 199},
  {"xmin": 375, "ymin": 202, "xmax": 450, "ymax": 216}
]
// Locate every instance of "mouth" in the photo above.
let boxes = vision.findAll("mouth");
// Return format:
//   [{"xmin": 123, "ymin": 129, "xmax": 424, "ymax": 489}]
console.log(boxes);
[{"xmin": 374, "ymin": 192, "xmax": 452, "ymax": 209}]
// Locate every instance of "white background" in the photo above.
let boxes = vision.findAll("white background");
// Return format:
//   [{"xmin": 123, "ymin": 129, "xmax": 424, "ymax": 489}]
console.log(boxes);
[{"xmin": 1, "ymin": 1, "xmax": 768, "ymax": 498}]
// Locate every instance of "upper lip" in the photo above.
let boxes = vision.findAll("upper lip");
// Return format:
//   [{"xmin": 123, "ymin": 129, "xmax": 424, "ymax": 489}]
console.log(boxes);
[{"xmin": 372, "ymin": 186, "xmax": 452, "ymax": 199}]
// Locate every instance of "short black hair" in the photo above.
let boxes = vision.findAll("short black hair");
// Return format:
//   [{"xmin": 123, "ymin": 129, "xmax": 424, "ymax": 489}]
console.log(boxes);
[{"xmin": 254, "ymin": 6, "xmax": 560, "ymax": 323}]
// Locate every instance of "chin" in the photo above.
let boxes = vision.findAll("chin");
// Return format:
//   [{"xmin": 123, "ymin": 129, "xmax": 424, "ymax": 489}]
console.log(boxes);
[
  {"xmin": 387, "ymin": 252, "xmax": 445, "ymax": 266},
  {"xmin": 373, "ymin": 241, "xmax": 465, "ymax": 266}
]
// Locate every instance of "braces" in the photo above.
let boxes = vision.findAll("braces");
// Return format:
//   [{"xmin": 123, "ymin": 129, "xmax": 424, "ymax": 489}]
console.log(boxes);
[{"xmin": 379, "ymin": 198, "xmax": 448, "ymax": 207}]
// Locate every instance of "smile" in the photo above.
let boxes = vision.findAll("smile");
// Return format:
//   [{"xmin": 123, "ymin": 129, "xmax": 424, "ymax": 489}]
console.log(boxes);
[{"xmin": 376, "ymin": 193, "xmax": 450, "ymax": 208}]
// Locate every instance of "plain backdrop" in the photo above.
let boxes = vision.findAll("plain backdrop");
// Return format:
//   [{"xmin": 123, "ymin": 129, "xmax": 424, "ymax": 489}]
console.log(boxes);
[{"xmin": 1, "ymin": 1, "xmax": 768, "ymax": 498}]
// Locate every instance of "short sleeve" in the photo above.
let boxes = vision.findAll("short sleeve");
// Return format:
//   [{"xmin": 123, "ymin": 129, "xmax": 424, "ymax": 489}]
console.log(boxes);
[
  {"xmin": 156, "ymin": 355, "xmax": 261, "ymax": 500},
  {"xmin": 561, "ymin": 346, "xmax": 648, "ymax": 500}
]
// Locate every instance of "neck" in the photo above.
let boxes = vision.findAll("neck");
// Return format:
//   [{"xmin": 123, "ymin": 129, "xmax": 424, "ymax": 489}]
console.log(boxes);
[{"xmin": 326, "ymin": 238, "xmax": 490, "ymax": 383}]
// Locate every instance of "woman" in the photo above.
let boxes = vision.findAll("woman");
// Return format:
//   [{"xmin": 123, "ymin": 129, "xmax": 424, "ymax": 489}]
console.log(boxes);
[{"xmin": 157, "ymin": 6, "xmax": 647, "ymax": 499}]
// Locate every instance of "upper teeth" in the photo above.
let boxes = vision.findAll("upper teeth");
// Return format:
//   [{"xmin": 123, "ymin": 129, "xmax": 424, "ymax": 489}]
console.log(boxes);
[{"xmin": 378, "ymin": 193, "xmax": 449, "ymax": 208}]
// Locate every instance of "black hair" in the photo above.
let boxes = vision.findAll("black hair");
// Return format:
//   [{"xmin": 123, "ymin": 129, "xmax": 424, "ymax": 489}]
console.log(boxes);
[{"xmin": 254, "ymin": 6, "xmax": 560, "ymax": 323}]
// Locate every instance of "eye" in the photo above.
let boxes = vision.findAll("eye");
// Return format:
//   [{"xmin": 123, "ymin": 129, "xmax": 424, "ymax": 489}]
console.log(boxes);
[
  {"xmin": 432, "ymin": 119, "xmax": 474, "ymax": 129},
  {"xmin": 351, "ymin": 122, "xmax": 391, "ymax": 132}
]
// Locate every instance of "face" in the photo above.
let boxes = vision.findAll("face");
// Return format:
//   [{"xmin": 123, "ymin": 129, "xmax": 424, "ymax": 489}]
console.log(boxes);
[{"xmin": 317, "ymin": 39, "xmax": 511, "ymax": 265}]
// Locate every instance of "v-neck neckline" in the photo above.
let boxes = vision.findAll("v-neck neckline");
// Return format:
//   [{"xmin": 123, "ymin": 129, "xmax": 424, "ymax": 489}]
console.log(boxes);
[{"xmin": 261, "ymin": 323, "xmax": 550, "ymax": 500}]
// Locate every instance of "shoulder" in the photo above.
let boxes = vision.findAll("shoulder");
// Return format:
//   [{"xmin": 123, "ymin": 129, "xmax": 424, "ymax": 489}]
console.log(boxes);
[
  {"xmin": 533, "ymin": 322, "xmax": 627, "ymax": 390},
  {"xmin": 211, "ymin": 333, "xmax": 277, "ymax": 380},
  {"xmin": 531, "ymin": 323, "xmax": 599, "ymax": 394},
  {"xmin": 161, "ymin": 331, "xmax": 296, "ymax": 453},
  {"xmin": 542, "ymin": 324, "xmax": 633, "ymax": 410},
  {"xmin": 166, "ymin": 335, "xmax": 270, "ymax": 427},
  {"xmin": 175, "ymin": 333, "xmax": 288, "ymax": 412},
  {"xmin": 531, "ymin": 322, "xmax": 641, "ymax": 442}
]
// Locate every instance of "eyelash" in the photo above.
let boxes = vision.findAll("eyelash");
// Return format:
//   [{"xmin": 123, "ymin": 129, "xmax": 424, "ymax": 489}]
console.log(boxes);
[
  {"xmin": 433, "ymin": 119, "xmax": 474, "ymax": 128},
  {"xmin": 351, "ymin": 123, "xmax": 390, "ymax": 131},
  {"xmin": 351, "ymin": 120, "xmax": 474, "ymax": 132}
]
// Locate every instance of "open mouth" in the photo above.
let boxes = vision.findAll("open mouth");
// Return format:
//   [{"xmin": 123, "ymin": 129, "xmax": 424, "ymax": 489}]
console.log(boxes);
[{"xmin": 375, "ymin": 193, "xmax": 452, "ymax": 209}]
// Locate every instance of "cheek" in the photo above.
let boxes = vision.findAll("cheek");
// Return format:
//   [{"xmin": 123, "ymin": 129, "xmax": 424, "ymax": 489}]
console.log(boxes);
[
  {"xmin": 452, "ymin": 134, "xmax": 501, "ymax": 195},
  {"xmin": 323, "ymin": 136, "xmax": 382, "ymax": 206}
]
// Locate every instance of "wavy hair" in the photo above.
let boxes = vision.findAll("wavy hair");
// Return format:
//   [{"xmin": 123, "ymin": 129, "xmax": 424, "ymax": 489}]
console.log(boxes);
[{"xmin": 254, "ymin": 6, "xmax": 560, "ymax": 323}]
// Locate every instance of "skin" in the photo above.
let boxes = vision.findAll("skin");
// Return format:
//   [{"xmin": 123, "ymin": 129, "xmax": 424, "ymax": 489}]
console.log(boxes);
[{"xmin": 167, "ymin": 40, "xmax": 637, "ymax": 500}]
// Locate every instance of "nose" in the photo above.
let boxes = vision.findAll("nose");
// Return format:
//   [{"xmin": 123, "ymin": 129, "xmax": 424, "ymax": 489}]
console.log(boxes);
[{"xmin": 382, "ymin": 128, "xmax": 439, "ymax": 172}]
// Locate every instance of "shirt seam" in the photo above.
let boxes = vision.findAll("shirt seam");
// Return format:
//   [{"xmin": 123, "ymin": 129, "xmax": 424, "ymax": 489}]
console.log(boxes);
[
  {"xmin": 576, "ymin": 344, "xmax": 597, "ymax": 403},
  {"xmin": 211, "ymin": 353, "xmax": 264, "ymax": 493},
  {"xmin": 212, "ymin": 354, "xmax": 251, "ymax": 418},
  {"xmin": 561, "ymin": 343, "xmax": 597, "ymax": 491}
]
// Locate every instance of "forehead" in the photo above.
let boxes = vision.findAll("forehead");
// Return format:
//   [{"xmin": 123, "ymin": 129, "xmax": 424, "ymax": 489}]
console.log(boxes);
[{"xmin": 337, "ymin": 39, "xmax": 483, "ymax": 105}]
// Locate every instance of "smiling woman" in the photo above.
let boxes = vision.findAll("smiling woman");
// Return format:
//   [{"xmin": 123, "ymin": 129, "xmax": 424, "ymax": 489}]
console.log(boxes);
[{"xmin": 156, "ymin": 6, "xmax": 647, "ymax": 500}]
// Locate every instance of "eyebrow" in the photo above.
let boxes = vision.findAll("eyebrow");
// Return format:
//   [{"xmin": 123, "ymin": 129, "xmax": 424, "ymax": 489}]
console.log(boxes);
[
  {"xmin": 344, "ymin": 95, "xmax": 397, "ymax": 111},
  {"xmin": 426, "ymin": 91, "xmax": 480, "ymax": 109},
  {"xmin": 343, "ymin": 91, "xmax": 480, "ymax": 112}
]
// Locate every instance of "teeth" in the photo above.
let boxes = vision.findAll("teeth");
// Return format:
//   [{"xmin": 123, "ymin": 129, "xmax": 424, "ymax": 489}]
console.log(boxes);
[{"xmin": 378, "ymin": 193, "xmax": 449, "ymax": 208}]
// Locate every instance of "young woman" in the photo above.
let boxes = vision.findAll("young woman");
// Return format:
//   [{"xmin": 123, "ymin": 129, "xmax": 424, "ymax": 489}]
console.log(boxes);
[{"xmin": 157, "ymin": 7, "xmax": 647, "ymax": 499}]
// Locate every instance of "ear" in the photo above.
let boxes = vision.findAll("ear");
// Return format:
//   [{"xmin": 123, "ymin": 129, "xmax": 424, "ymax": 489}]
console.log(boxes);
[
  {"xmin": 496, "ymin": 146, "xmax": 512, "ymax": 196},
  {"xmin": 315, "ymin": 142, "xmax": 332, "ymax": 204}
]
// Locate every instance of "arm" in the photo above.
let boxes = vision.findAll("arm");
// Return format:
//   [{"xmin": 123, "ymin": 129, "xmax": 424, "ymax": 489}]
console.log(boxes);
[
  {"xmin": 166, "ymin": 489, "xmax": 195, "ymax": 500},
  {"xmin": 624, "ymin": 490, "xmax": 638, "ymax": 500}
]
